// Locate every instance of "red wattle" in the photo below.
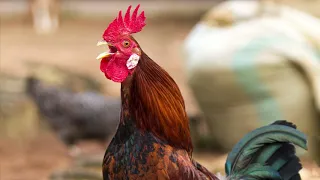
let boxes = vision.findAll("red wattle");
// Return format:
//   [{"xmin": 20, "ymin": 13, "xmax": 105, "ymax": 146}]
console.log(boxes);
[{"xmin": 100, "ymin": 57, "xmax": 129, "ymax": 83}]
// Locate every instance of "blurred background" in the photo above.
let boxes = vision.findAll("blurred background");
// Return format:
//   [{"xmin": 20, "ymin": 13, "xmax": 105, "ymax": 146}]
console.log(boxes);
[{"xmin": 1, "ymin": 0, "xmax": 320, "ymax": 180}]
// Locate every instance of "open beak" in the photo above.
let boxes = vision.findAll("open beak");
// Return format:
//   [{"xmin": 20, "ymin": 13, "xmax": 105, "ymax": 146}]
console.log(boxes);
[{"xmin": 96, "ymin": 40, "xmax": 114, "ymax": 60}]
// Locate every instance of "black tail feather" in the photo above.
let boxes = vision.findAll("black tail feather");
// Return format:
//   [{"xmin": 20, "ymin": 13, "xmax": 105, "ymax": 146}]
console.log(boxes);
[
  {"xmin": 278, "ymin": 156, "xmax": 302, "ymax": 180},
  {"xmin": 271, "ymin": 120, "xmax": 297, "ymax": 129},
  {"xmin": 290, "ymin": 174, "xmax": 301, "ymax": 180},
  {"xmin": 266, "ymin": 143, "xmax": 295, "ymax": 168}
]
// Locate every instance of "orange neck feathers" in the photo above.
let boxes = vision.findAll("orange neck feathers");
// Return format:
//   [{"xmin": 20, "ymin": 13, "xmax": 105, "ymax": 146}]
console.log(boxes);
[{"xmin": 125, "ymin": 52, "xmax": 193, "ymax": 154}]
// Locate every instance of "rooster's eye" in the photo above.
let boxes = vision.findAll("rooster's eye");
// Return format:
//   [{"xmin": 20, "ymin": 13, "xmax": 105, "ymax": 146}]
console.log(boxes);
[{"xmin": 122, "ymin": 40, "xmax": 130, "ymax": 48}]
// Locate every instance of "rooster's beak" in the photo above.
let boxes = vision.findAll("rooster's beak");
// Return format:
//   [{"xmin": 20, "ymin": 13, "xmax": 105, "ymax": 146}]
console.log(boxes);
[
  {"xmin": 96, "ymin": 40, "xmax": 114, "ymax": 60},
  {"xmin": 97, "ymin": 40, "xmax": 109, "ymax": 46}
]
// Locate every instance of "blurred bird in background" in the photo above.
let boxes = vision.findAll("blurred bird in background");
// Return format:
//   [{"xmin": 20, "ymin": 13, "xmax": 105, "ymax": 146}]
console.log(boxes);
[{"xmin": 25, "ymin": 76, "xmax": 121, "ymax": 157}]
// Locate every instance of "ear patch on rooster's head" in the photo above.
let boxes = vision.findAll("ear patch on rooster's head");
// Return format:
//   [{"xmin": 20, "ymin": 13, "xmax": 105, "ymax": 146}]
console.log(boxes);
[{"xmin": 103, "ymin": 4, "xmax": 146, "ymax": 43}]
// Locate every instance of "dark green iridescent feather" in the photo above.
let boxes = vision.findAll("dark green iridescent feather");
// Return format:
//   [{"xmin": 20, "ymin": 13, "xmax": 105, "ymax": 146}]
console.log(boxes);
[{"xmin": 225, "ymin": 120, "xmax": 307, "ymax": 180}]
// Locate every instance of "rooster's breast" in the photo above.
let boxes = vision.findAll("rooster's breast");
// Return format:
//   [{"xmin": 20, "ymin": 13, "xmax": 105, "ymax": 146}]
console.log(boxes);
[{"xmin": 102, "ymin": 130, "xmax": 189, "ymax": 180}]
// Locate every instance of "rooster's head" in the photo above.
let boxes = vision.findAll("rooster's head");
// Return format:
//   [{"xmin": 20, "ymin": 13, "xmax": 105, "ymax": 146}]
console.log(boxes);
[{"xmin": 96, "ymin": 5, "xmax": 146, "ymax": 83}]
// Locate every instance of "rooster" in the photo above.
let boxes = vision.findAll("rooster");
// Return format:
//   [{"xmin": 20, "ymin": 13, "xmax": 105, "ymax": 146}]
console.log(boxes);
[{"xmin": 96, "ymin": 5, "xmax": 308, "ymax": 179}]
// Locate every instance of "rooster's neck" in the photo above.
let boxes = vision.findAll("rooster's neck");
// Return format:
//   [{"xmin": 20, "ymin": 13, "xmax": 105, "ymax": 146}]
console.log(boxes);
[
  {"xmin": 120, "ymin": 76, "xmax": 134, "ymax": 125},
  {"xmin": 110, "ymin": 77, "xmax": 136, "ymax": 144},
  {"xmin": 116, "ymin": 52, "xmax": 193, "ymax": 154}
]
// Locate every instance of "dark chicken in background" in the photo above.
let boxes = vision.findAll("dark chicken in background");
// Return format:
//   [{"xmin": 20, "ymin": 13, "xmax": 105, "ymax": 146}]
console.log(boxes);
[
  {"xmin": 96, "ymin": 5, "xmax": 308, "ymax": 180},
  {"xmin": 25, "ymin": 76, "xmax": 121, "ymax": 156}
]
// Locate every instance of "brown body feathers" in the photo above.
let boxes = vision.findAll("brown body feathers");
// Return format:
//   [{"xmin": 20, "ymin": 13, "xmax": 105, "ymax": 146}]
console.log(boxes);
[{"xmin": 130, "ymin": 52, "xmax": 193, "ymax": 154}]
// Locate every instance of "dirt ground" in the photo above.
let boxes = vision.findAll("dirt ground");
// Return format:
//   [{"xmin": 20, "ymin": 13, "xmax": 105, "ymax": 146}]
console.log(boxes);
[{"xmin": 1, "ymin": 17, "xmax": 320, "ymax": 180}]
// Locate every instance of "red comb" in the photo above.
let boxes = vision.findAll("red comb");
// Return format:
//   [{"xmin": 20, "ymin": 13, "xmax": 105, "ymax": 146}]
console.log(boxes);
[{"xmin": 103, "ymin": 5, "xmax": 146, "ymax": 43}]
